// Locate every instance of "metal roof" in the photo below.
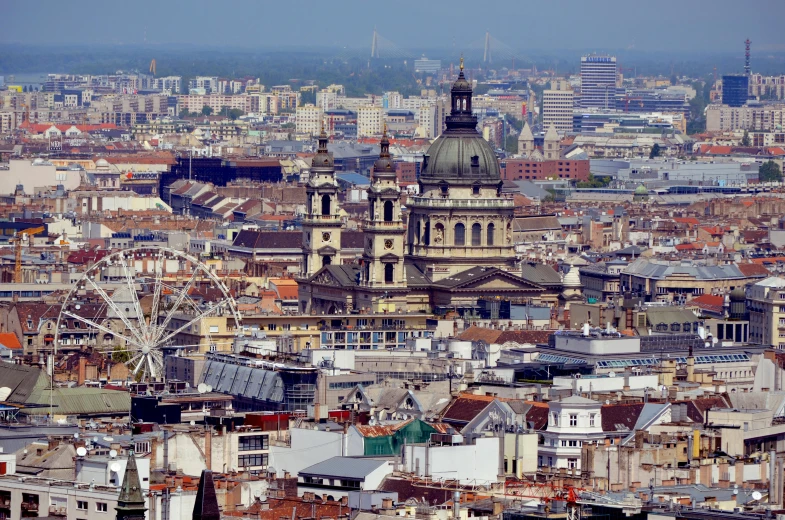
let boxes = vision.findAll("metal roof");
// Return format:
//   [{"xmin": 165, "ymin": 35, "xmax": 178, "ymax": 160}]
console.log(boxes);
[{"xmin": 299, "ymin": 456, "xmax": 389, "ymax": 479}]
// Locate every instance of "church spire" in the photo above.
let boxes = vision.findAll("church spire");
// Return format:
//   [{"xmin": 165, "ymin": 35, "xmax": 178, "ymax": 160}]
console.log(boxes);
[
  {"xmin": 192, "ymin": 469, "xmax": 220, "ymax": 520},
  {"xmin": 115, "ymin": 450, "xmax": 146, "ymax": 520}
]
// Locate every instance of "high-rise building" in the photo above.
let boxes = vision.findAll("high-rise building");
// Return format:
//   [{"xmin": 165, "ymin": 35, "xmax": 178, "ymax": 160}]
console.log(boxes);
[
  {"xmin": 580, "ymin": 55, "xmax": 617, "ymax": 109},
  {"xmin": 722, "ymin": 75, "xmax": 749, "ymax": 107},
  {"xmin": 542, "ymin": 89, "xmax": 574, "ymax": 133},
  {"xmin": 414, "ymin": 57, "xmax": 442, "ymax": 75},
  {"xmin": 295, "ymin": 104, "xmax": 324, "ymax": 136},
  {"xmin": 357, "ymin": 105, "xmax": 384, "ymax": 137}
]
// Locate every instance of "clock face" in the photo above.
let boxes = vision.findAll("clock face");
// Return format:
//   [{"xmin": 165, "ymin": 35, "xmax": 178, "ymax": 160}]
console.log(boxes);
[
  {"xmin": 384, "ymin": 239, "xmax": 394, "ymax": 250},
  {"xmin": 322, "ymin": 232, "xmax": 331, "ymax": 242}
]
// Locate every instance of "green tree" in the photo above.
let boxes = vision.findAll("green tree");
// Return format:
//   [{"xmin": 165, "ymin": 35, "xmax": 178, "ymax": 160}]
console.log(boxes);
[
  {"xmin": 649, "ymin": 143, "xmax": 661, "ymax": 159},
  {"xmin": 759, "ymin": 160, "xmax": 783, "ymax": 183},
  {"xmin": 201, "ymin": 105, "xmax": 213, "ymax": 116},
  {"xmin": 576, "ymin": 174, "xmax": 612, "ymax": 189},
  {"xmin": 741, "ymin": 130, "xmax": 751, "ymax": 147},
  {"xmin": 227, "ymin": 108, "xmax": 244, "ymax": 120},
  {"xmin": 111, "ymin": 346, "xmax": 133, "ymax": 364},
  {"xmin": 179, "ymin": 110, "xmax": 192, "ymax": 118},
  {"xmin": 504, "ymin": 134, "xmax": 518, "ymax": 154}
]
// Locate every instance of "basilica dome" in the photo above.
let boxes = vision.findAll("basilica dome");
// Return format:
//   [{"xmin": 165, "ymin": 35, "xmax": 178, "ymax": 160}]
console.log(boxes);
[{"xmin": 420, "ymin": 59, "xmax": 501, "ymax": 185}]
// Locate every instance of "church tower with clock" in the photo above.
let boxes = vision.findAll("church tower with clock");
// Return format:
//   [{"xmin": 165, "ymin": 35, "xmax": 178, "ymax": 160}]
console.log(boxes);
[
  {"xmin": 358, "ymin": 128, "xmax": 407, "ymax": 311},
  {"xmin": 301, "ymin": 127, "xmax": 342, "ymax": 278}
]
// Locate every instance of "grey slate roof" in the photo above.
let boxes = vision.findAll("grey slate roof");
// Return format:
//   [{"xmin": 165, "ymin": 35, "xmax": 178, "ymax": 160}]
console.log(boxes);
[
  {"xmin": 623, "ymin": 258, "xmax": 747, "ymax": 280},
  {"xmin": 300, "ymin": 456, "xmax": 388, "ymax": 479},
  {"xmin": 519, "ymin": 262, "xmax": 562, "ymax": 287}
]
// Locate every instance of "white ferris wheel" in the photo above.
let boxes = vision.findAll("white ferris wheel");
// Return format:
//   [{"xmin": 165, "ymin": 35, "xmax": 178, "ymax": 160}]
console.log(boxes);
[{"xmin": 55, "ymin": 246, "xmax": 241, "ymax": 381}]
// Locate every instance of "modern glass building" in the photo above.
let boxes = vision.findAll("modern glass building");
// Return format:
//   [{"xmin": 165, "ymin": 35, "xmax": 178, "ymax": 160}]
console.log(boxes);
[
  {"xmin": 580, "ymin": 55, "xmax": 618, "ymax": 109},
  {"xmin": 722, "ymin": 74, "xmax": 749, "ymax": 107}
]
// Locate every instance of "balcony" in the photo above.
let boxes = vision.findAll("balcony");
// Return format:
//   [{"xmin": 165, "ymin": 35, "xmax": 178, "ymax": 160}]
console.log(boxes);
[
  {"xmin": 302, "ymin": 214, "xmax": 343, "ymax": 225},
  {"xmin": 48, "ymin": 506, "xmax": 67, "ymax": 516},
  {"xmin": 406, "ymin": 196, "xmax": 515, "ymax": 209},
  {"xmin": 362, "ymin": 219, "xmax": 405, "ymax": 231}
]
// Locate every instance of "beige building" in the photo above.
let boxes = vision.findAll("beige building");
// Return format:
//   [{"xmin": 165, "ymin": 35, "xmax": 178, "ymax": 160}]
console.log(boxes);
[
  {"xmin": 623, "ymin": 258, "xmax": 764, "ymax": 305},
  {"xmin": 542, "ymin": 89, "xmax": 574, "ymax": 133},
  {"xmin": 296, "ymin": 62, "xmax": 548, "ymax": 315},
  {"xmin": 706, "ymin": 104, "xmax": 785, "ymax": 132},
  {"xmin": 357, "ymin": 105, "xmax": 384, "ymax": 137},
  {"xmin": 295, "ymin": 103, "xmax": 324, "ymax": 136},
  {"xmin": 748, "ymin": 276, "xmax": 785, "ymax": 348}
]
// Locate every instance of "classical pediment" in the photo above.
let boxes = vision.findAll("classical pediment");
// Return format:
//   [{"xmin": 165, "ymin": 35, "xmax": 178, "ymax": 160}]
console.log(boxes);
[
  {"xmin": 435, "ymin": 267, "xmax": 544, "ymax": 292},
  {"xmin": 316, "ymin": 245, "xmax": 338, "ymax": 255},
  {"xmin": 312, "ymin": 269, "xmax": 340, "ymax": 286}
]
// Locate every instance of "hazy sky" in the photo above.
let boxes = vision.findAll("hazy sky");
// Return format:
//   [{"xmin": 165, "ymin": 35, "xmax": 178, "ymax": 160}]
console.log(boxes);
[{"xmin": 4, "ymin": 0, "xmax": 783, "ymax": 53}]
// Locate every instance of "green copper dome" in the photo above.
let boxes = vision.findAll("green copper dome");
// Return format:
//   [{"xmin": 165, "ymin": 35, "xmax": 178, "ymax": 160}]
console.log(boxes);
[
  {"xmin": 420, "ymin": 59, "xmax": 500, "ymax": 185},
  {"xmin": 634, "ymin": 184, "xmax": 649, "ymax": 195},
  {"xmin": 421, "ymin": 133, "xmax": 501, "ymax": 183}
]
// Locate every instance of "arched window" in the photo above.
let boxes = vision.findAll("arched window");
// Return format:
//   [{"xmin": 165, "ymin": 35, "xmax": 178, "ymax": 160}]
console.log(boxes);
[
  {"xmin": 423, "ymin": 221, "xmax": 430, "ymax": 246},
  {"xmin": 462, "ymin": 99, "xmax": 467, "ymax": 111},
  {"xmin": 471, "ymin": 223, "xmax": 482, "ymax": 246},
  {"xmin": 487, "ymin": 223, "xmax": 495, "ymax": 246},
  {"xmin": 383, "ymin": 200, "xmax": 393, "ymax": 222},
  {"xmin": 415, "ymin": 221, "xmax": 421, "ymax": 244},
  {"xmin": 322, "ymin": 255, "xmax": 331, "ymax": 267},
  {"xmin": 385, "ymin": 264, "xmax": 394, "ymax": 284},
  {"xmin": 454, "ymin": 223, "xmax": 465, "ymax": 246},
  {"xmin": 321, "ymin": 194, "xmax": 331, "ymax": 216},
  {"xmin": 369, "ymin": 199, "xmax": 375, "ymax": 219}
]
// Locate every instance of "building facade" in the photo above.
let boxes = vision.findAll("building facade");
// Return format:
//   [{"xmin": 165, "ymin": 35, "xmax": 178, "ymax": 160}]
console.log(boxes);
[
  {"xmin": 580, "ymin": 55, "xmax": 617, "ymax": 109},
  {"xmin": 542, "ymin": 89, "xmax": 574, "ymax": 133}
]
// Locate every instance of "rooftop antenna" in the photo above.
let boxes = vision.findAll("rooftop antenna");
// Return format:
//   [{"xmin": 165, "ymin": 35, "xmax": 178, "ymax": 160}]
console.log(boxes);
[{"xmin": 744, "ymin": 38, "xmax": 751, "ymax": 76}]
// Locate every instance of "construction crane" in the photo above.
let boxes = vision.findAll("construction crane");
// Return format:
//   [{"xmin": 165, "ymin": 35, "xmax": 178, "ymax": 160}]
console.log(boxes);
[
  {"xmin": 13, "ymin": 226, "xmax": 45, "ymax": 283},
  {"xmin": 149, "ymin": 59, "xmax": 157, "ymax": 76}
]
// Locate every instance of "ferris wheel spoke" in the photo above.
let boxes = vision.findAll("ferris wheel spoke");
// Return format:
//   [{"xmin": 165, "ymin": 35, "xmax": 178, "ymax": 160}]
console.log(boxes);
[
  {"xmin": 155, "ymin": 300, "xmax": 230, "ymax": 347},
  {"xmin": 62, "ymin": 311, "xmax": 146, "ymax": 350},
  {"xmin": 148, "ymin": 256, "xmax": 165, "ymax": 343},
  {"xmin": 150, "ymin": 269, "xmax": 201, "ymax": 345},
  {"xmin": 120, "ymin": 257, "xmax": 149, "ymax": 341},
  {"xmin": 84, "ymin": 277, "xmax": 147, "ymax": 346}
]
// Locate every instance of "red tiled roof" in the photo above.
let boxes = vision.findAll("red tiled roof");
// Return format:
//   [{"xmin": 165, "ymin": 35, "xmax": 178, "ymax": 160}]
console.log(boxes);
[
  {"xmin": 738, "ymin": 263, "xmax": 770, "ymax": 277},
  {"xmin": 601, "ymin": 403, "xmax": 645, "ymax": 432},
  {"xmin": 0, "ymin": 333, "xmax": 22, "ymax": 350}
]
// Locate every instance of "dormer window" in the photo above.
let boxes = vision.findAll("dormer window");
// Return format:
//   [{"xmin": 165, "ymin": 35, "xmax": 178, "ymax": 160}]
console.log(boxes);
[{"xmin": 472, "ymin": 181, "xmax": 481, "ymax": 196}]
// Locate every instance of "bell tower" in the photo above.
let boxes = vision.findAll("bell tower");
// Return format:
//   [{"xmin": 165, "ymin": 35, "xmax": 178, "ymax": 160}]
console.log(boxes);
[
  {"xmin": 360, "ymin": 128, "xmax": 407, "ymax": 311},
  {"xmin": 302, "ymin": 126, "xmax": 342, "ymax": 277}
]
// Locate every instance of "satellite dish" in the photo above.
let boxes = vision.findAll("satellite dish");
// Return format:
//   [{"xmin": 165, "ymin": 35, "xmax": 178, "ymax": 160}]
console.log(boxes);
[
  {"xmin": 753, "ymin": 491, "xmax": 763, "ymax": 501},
  {"xmin": 109, "ymin": 449, "xmax": 118, "ymax": 459},
  {"xmin": 608, "ymin": 371, "xmax": 616, "ymax": 378},
  {"xmin": 205, "ymin": 385, "xmax": 213, "ymax": 393},
  {"xmin": 104, "ymin": 436, "xmax": 113, "ymax": 442},
  {"xmin": 110, "ymin": 462, "xmax": 121, "ymax": 473},
  {"xmin": 190, "ymin": 420, "xmax": 195, "ymax": 426},
  {"xmin": 197, "ymin": 383, "xmax": 207, "ymax": 393},
  {"xmin": 76, "ymin": 447, "xmax": 87, "ymax": 457},
  {"xmin": 73, "ymin": 433, "xmax": 79, "ymax": 439}
]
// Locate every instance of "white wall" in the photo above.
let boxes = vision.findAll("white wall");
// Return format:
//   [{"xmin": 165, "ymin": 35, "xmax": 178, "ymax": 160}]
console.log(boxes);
[
  {"xmin": 403, "ymin": 437, "xmax": 500, "ymax": 485},
  {"xmin": 269, "ymin": 428, "xmax": 361, "ymax": 478},
  {"xmin": 76, "ymin": 457, "xmax": 150, "ymax": 490},
  {"xmin": 552, "ymin": 374, "xmax": 659, "ymax": 392}
]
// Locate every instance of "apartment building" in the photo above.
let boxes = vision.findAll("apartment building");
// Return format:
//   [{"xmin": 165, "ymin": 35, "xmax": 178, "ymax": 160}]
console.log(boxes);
[
  {"xmin": 295, "ymin": 104, "xmax": 324, "ymax": 136},
  {"xmin": 748, "ymin": 277, "xmax": 785, "ymax": 348},
  {"xmin": 706, "ymin": 104, "xmax": 785, "ymax": 132},
  {"xmin": 188, "ymin": 76, "xmax": 220, "ymax": 93},
  {"xmin": 542, "ymin": 89, "xmax": 574, "ymax": 133},
  {"xmin": 151, "ymin": 76, "xmax": 182, "ymax": 94},
  {"xmin": 177, "ymin": 94, "xmax": 252, "ymax": 114},
  {"xmin": 316, "ymin": 89, "xmax": 338, "ymax": 110},
  {"xmin": 357, "ymin": 105, "xmax": 384, "ymax": 137}
]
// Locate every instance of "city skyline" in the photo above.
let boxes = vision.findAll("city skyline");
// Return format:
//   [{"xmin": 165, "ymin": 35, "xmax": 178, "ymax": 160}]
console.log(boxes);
[{"xmin": 4, "ymin": 0, "xmax": 784, "ymax": 53}]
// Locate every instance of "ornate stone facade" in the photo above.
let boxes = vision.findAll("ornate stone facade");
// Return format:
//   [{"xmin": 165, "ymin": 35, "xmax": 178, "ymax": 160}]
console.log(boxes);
[{"xmin": 297, "ymin": 60, "xmax": 549, "ymax": 316}]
